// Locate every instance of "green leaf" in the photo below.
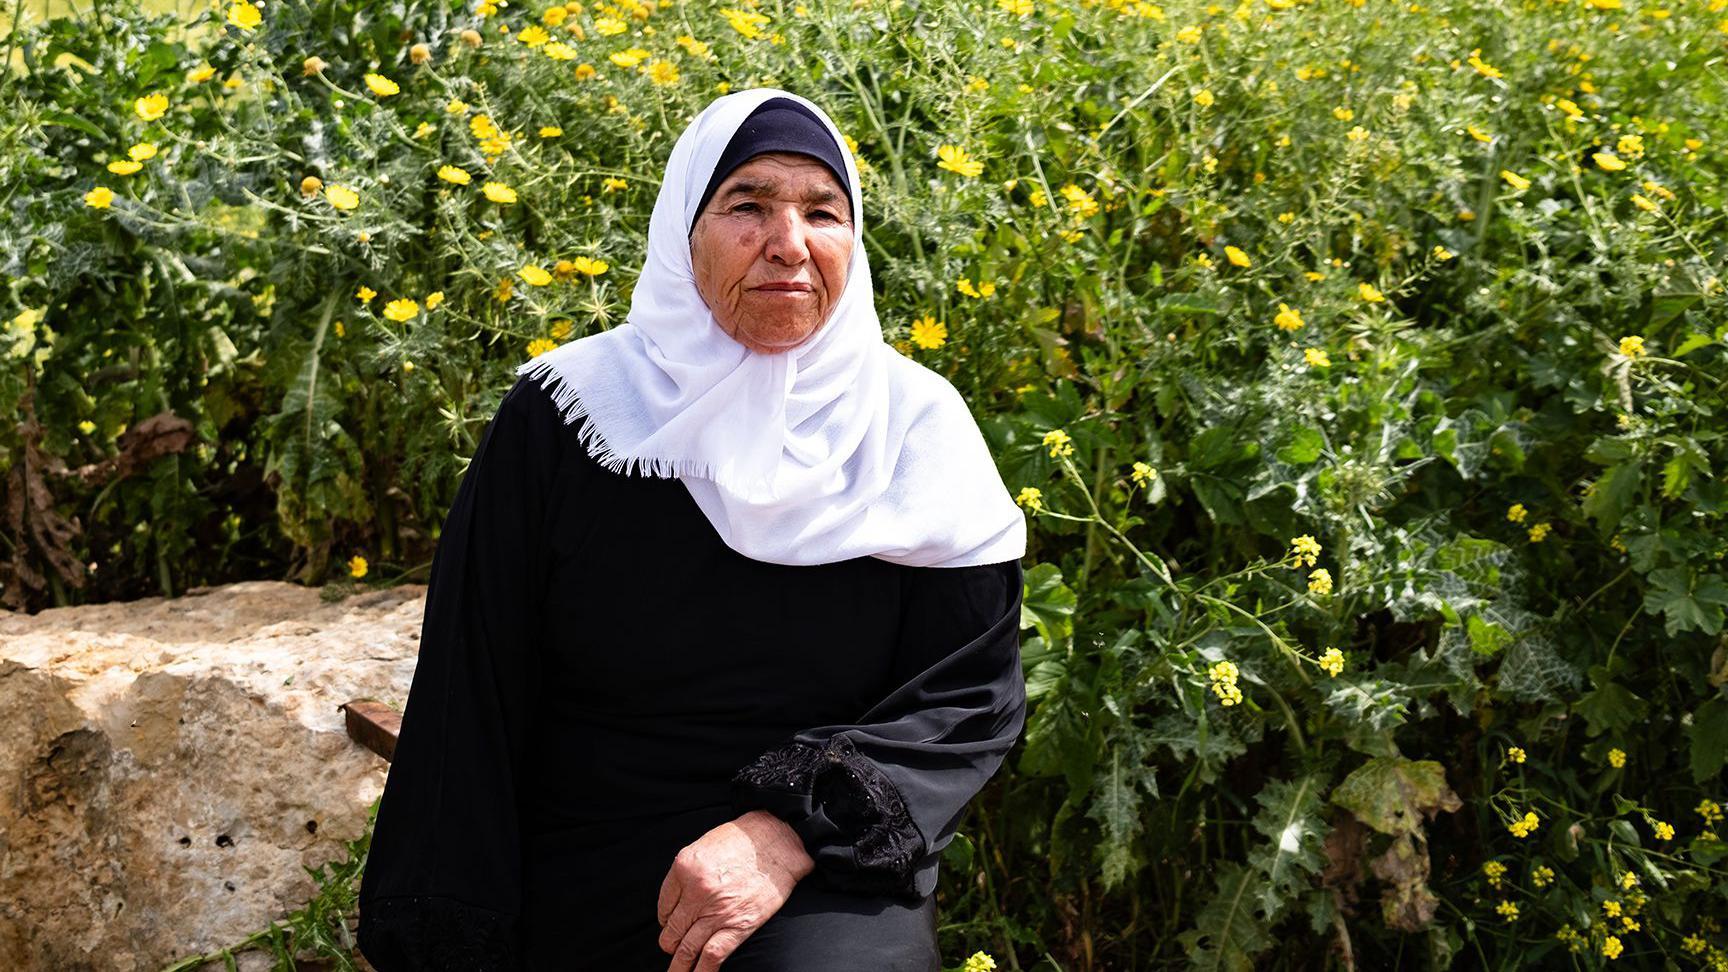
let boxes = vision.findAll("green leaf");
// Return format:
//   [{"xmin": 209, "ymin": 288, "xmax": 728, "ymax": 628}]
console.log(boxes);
[
  {"xmin": 39, "ymin": 110, "xmax": 107, "ymax": 139},
  {"xmin": 1466, "ymin": 614, "xmax": 1514, "ymax": 656},
  {"xmin": 1020, "ymin": 562, "xmax": 1077, "ymax": 643},
  {"xmin": 1179, "ymin": 863, "xmax": 1271, "ymax": 972},
  {"xmin": 1582, "ymin": 461, "xmax": 1644, "ymax": 532},
  {"xmin": 1573, "ymin": 667, "xmax": 1650, "ymax": 736},
  {"xmin": 1276, "ymin": 426, "xmax": 1325, "ymax": 465},
  {"xmin": 1331, "ymin": 758, "xmax": 1461, "ymax": 837},
  {"xmin": 1245, "ymin": 776, "xmax": 1329, "ymax": 920},
  {"xmin": 1691, "ymin": 699, "xmax": 1728, "ymax": 784},
  {"xmin": 1642, "ymin": 567, "xmax": 1728, "ymax": 636}
]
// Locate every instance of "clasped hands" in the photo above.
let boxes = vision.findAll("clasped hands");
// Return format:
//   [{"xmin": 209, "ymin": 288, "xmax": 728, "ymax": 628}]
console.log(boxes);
[{"xmin": 656, "ymin": 809, "xmax": 815, "ymax": 972}]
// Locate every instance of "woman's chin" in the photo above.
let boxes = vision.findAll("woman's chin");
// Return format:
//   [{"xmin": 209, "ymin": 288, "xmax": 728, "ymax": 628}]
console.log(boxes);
[{"xmin": 733, "ymin": 320, "xmax": 822, "ymax": 354}]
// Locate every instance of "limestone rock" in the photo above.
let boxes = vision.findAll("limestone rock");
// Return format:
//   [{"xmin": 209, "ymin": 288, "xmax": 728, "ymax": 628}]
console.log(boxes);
[{"xmin": 0, "ymin": 581, "xmax": 427, "ymax": 970}]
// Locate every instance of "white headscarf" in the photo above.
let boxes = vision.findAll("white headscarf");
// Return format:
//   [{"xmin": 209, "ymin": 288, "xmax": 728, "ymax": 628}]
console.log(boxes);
[{"xmin": 514, "ymin": 87, "xmax": 1026, "ymax": 569}]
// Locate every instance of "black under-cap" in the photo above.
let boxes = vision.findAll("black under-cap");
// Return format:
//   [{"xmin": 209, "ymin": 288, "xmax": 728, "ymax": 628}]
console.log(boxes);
[{"xmin": 689, "ymin": 97, "xmax": 853, "ymax": 234}]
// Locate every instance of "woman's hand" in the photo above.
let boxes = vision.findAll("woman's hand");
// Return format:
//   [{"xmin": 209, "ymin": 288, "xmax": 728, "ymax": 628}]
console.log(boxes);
[{"xmin": 656, "ymin": 809, "xmax": 816, "ymax": 971}]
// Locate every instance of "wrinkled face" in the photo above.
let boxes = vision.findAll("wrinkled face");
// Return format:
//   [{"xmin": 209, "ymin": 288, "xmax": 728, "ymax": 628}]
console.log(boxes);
[{"xmin": 689, "ymin": 152, "xmax": 854, "ymax": 355}]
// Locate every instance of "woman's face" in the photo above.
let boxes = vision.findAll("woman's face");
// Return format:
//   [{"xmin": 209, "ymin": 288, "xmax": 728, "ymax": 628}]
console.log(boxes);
[{"xmin": 689, "ymin": 152, "xmax": 853, "ymax": 355}]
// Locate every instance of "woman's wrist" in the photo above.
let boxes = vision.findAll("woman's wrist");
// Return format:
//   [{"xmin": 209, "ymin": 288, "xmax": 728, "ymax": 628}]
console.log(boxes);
[{"xmin": 737, "ymin": 808, "xmax": 817, "ymax": 882}]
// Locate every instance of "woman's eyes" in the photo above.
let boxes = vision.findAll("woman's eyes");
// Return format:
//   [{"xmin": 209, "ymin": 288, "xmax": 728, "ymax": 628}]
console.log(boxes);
[{"xmin": 729, "ymin": 202, "xmax": 842, "ymax": 222}]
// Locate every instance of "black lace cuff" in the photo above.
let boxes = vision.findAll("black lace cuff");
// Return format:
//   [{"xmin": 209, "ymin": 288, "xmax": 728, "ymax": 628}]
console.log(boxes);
[
  {"xmin": 731, "ymin": 735, "xmax": 926, "ymax": 899},
  {"xmin": 356, "ymin": 894, "xmax": 521, "ymax": 971}
]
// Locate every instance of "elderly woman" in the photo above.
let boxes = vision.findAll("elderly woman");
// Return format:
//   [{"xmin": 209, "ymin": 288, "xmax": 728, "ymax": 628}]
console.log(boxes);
[{"xmin": 355, "ymin": 89, "xmax": 1027, "ymax": 971}]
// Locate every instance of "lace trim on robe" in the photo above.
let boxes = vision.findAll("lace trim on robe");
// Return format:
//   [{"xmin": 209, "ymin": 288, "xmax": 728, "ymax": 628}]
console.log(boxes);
[{"xmin": 731, "ymin": 735, "xmax": 926, "ymax": 897}]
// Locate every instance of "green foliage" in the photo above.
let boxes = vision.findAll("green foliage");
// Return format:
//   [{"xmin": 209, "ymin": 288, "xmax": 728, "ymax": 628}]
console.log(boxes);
[{"xmin": 4, "ymin": 0, "xmax": 1727, "ymax": 967}]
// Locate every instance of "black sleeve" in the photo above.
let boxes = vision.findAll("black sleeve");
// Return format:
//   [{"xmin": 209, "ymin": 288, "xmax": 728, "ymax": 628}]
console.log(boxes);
[
  {"xmin": 729, "ymin": 558, "xmax": 1026, "ymax": 900},
  {"xmin": 355, "ymin": 377, "xmax": 563, "ymax": 971}
]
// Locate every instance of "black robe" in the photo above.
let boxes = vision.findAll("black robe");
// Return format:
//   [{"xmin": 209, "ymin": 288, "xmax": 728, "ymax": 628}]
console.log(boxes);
[{"xmin": 354, "ymin": 373, "xmax": 1027, "ymax": 970}]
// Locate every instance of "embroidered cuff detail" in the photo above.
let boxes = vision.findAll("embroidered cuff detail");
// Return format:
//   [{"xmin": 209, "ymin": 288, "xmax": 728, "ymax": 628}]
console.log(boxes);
[
  {"xmin": 731, "ymin": 736, "xmax": 925, "ymax": 897},
  {"xmin": 357, "ymin": 894, "xmax": 520, "ymax": 971}
]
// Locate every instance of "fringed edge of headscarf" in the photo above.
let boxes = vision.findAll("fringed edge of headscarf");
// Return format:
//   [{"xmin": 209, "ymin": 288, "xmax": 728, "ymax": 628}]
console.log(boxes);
[{"xmin": 516, "ymin": 351, "xmax": 753, "ymax": 488}]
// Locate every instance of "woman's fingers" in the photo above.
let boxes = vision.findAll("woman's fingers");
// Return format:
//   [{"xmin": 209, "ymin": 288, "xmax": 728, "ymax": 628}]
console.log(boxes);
[
  {"xmin": 694, "ymin": 926, "xmax": 752, "ymax": 972},
  {"xmin": 666, "ymin": 914, "xmax": 724, "ymax": 972}
]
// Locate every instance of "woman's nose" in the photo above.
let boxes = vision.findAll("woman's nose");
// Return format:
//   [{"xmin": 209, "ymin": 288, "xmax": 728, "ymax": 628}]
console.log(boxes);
[{"xmin": 762, "ymin": 208, "xmax": 809, "ymax": 265}]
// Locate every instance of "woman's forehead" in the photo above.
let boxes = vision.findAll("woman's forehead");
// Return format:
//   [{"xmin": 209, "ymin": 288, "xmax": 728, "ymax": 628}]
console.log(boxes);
[{"xmin": 714, "ymin": 153, "xmax": 846, "ymax": 193}]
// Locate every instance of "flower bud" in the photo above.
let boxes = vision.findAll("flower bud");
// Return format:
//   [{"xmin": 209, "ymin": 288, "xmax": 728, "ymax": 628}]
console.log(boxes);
[
  {"xmin": 300, "ymin": 175, "xmax": 323, "ymax": 196},
  {"xmin": 460, "ymin": 28, "xmax": 482, "ymax": 46},
  {"xmin": 410, "ymin": 42, "xmax": 431, "ymax": 63},
  {"xmin": 303, "ymin": 55, "xmax": 327, "ymax": 76}
]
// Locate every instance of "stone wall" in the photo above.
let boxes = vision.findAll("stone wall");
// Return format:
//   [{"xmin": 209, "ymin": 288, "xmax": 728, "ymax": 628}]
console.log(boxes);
[{"xmin": 0, "ymin": 582, "xmax": 426, "ymax": 970}]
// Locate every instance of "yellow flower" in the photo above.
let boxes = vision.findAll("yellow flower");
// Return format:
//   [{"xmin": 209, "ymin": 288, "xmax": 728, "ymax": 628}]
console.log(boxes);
[
  {"xmin": 446, "ymin": 99, "xmax": 471, "ymax": 116},
  {"xmin": 936, "ymin": 145, "xmax": 985, "ymax": 178},
  {"xmin": 1602, "ymin": 935, "xmax": 1622, "ymax": 960},
  {"xmin": 1593, "ymin": 152, "xmax": 1627, "ymax": 172},
  {"xmin": 383, "ymin": 298, "xmax": 420, "ymax": 322},
  {"xmin": 1500, "ymin": 169, "xmax": 1530, "ymax": 191},
  {"xmin": 1531, "ymin": 865, "xmax": 1554, "ymax": 887},
  {"xmin": 646, "ymin": 60, "xmax": 681, "ymax": 85},
  {"xmin": 356, "ymin": 285, "xmax": 377, "ymax": 303},
  {"xmin": 402, "ymin": 359, "xmax": 415, "ymax": 372},
  {"xmin": 1224, "ymin": 245, "xmax": 1251, "ymax": 267},
  {"xmin": 909, "ymin": 316, "xmax": 947, "ymax": 350},
  {"xmin": 1468, "ymin": 52, "xmax": 1503, "ymax": 79},
  {"xmin": 594, "ymin": 16, "xmax": 628, "ymax": 34},
  {"xmin": 997, "ymin": 0, "xmax": 1034, "ymax": 14},
  {"xmin": 1208, "ymin": 660, "xmax": 1243, "ymax": 706},
  {"xmin": 720, "ymin": 7, "xmax": 771, "ymax": 38},
  {"xmin": 520, "ymin": 265, "xmax": 554, "ymax": 286},
  {"xmin": 1303, "ymin": 347, "xmax": 1331, "ymax": 368},
  {"xmin": 1318, "ymin": 647, "xmax": 1345, "ymax": 677},
  {"xmin": 1483, "ymin": 860, "xmax": 1508, "ymax": 886},
  {"xmin": 126, "ymin": 142, "xmax": 158, "ymax": 163},
  {"xmin": 539, "ymin": 126, "xmax": 564, "ymax": 138},
  {"xmin": 1506, "ymin": 502, "xmax": 1527, "ymax": 524},
  {"xmin": 543, "ymin": 41, "xmax": 579, "ymax": 60},
  {"xmin": 226, "ymin": 0, "xmax": 262, "ymax": 31},
  {"xmin": 609, "ymin": 48, "xmax": 650, "ymax": 68},
  {"xmin": 106, "ymin": 159, "xmax": 143, "ymax": 175},
  {"xmin": 1528, "ymin": 522, "xmax": 1551, "ymax": 542},
  {"xmin": 78, "ymin": 420, "xmax": 96, "ymax": 435},
  {"xmin": 1616, "ymin": 133, "xmax": 1644, "ymax": 158},
  {"xmin": 1175, "ymin": 24, "xmax": 1203, "ymax": 42},
  {"xmin": 1620, "ymin": 870, "xmax": 1638, "ymax": 890},
  {"xmin": 483, "ymin": 181, "xmax": 518, "ymax": 204},
  {"xmin": 1290, "ymin": 534, "xmax": 1321, "ymax": 567},
  {"xmin": 516, "ymin": 24, "xmax": 550, "ymax": 46},
  {"xmin": 1131, "ymin": 462, "xmax": 1156, "ymax": 487},
  {"xmin": 1465, "ymin": 124, "xmax": 1494, "ymax": 143},
  {"xmin": 1346, "ymin": 126, "xmax": 1370, "ymax": 143},
  {"xmin": 1508, "ymin": 810, "xmax": 1540, "ymax": 838},
  {"xmin": 1059, "ymin": 183, "xmax": 1099, "ymax": 218},
  {"xmin": 134, "ymin": 92, "xmax": 169, "ymax": 121},
  {"xmin": 84, "ymin": 186, "xmax": 115, "ymax": 208},
  {"xmin": 1700, "ymin": 799, "xmax": 1725, "ymax": 825},
  {"xmin": 1433, "ymin": 245, "xmax": 1454, "ymax": 261},
  {"xmin": 325, "ymin": 184, "xmax": 360, "ymax": 211},
  {"xmin": 1015, "ymin": 486, "xmax": 1044, "ymax": 512},
  {"xmin": 1654, "ymin": 820, "xmax": 1675, "ymax": 840},
  {"xmin": 1042, "ymin": 428, "xmax": 1074, "ymax": 459},
  {"xmin": 1332, "ymin": 105, "xmax": 1354, "ymax": 121},
  {"xmin": 571, "ymin": 256, "xmax": 610, "ymax": 276},
  {"xmin": 1630, "ymin": 194, "xmax": 1659, "ymax": 213},
  {"xmin": 1194, "ymin": 89, "xmax": 1215, "ymax": 108},
  {"xmin": 542, "ymin": 5, "xmax": 569, "ymax": 24},
  {"xmin": 1358, "ymin": 282, "xmax": 1386, "ymax": 303},
  {"xmin": 1496, "ymin": 900, "xmax": 1519, "ymax": 922},
  {"xmin": 438, "ymin": 165, "xmax": 472, "ymax": 185},
  {"xmin": 602, "ymin": 177, "xmax": 628, "ymax": 192},
  {"xmin": 1308, "ymin": 567, "xmax": 1333, "ymax": 595},
  {"xmin": 1508, "ymin": 746, "xmax": 1527, "ymax": 763},
  {"xmin": 1608, "ymin": 747, "xmax": 1626, "ymax": 768},
  {"xmin": 425, "ymin": 291, "xmax": 445, "ymax": 310},
  {"xmin": 1274, "ymin": 303, "xmax": 1305, "ymax": 331},
  {"xmin": 364, "ymin": 73, "xmax": 400, "ymax": 97},
  {"xmin": 527, "ymin": 337, "xmax": 559, "ymax": 357},
  {"xmin": 676, "ymin": 35, "xmax": 711, "ymax": 57},
  {"xmin": 186, "ymin": 64, "xmax": 217, "ymax": 83},
  {"xmin": 347, "ymin": 555, "xmax": 369, "ymax": 578},
  {"xmin": 962, "ymin": 953, "xmax": 998, "ymax": 972}
]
